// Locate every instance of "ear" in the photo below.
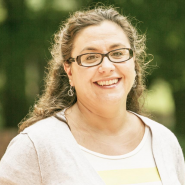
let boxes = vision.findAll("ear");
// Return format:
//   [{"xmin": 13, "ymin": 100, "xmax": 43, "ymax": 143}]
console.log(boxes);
[{"xmin": 64, "ymin": 63, "xmax": 74, "ymax": 86}]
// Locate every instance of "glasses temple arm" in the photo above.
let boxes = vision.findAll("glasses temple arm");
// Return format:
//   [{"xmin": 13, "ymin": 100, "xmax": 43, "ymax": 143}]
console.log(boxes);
[{"xmin": 67, "ymin": 58, "xmax": 75, "ymax": 63}]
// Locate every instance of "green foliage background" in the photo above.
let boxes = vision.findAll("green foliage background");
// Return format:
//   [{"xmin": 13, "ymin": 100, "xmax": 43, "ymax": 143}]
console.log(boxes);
[{"xmin": 0, "ymin": 0, "xmax": 185, "ymax": 150}]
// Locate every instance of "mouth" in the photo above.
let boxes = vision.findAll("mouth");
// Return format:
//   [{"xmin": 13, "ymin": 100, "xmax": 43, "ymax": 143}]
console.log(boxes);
[{"xmin": 95, "ymin": 78, "xmax": 121, "ymax": 86}]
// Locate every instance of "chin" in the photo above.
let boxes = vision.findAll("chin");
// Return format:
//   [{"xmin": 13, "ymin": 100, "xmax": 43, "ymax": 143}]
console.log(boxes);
[{"xmin": 98, "ymin": 93, "xmax": 126, "ymax": 103}]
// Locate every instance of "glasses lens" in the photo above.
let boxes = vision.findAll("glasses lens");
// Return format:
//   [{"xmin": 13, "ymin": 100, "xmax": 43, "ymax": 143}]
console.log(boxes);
[
  {"xmin": 109, "ymin": 49, "xmax": 130, "ymax": 62},
  {"xmin": 81, "ymin": 53, "xmax": 101, "ymax": 67}
]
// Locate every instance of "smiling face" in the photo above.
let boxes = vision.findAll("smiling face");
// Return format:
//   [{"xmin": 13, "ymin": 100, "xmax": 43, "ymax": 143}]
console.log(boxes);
[{"xmin": 64, "ymin": 21, "xmax": 136, "ymax": 111}]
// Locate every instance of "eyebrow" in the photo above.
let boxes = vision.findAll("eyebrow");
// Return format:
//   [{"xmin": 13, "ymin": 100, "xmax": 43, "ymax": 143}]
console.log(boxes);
[
  {"xmin": 80, "ymin": 43, "xmax": 127, "ymax": 54},
  {"xmin": 109, "ymin": 43, "xmax": 127, "ymax": 49}
]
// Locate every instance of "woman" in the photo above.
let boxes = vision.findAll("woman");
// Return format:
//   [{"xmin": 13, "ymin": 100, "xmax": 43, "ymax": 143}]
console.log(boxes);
[{"xmin": 0, "ymin": 6, "xmax": 184, "ymax": 185}]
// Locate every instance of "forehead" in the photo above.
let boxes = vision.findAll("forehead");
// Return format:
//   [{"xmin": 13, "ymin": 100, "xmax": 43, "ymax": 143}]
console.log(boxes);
[{"xmin": 72, "ymin": 21, "xmax": 130, "ymax": 54}]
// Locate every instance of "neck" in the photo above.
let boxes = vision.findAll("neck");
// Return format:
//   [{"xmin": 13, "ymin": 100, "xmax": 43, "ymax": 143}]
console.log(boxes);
[{"xmin": 67, "ymin": 100, "xmax": 131, "ymax": 135}]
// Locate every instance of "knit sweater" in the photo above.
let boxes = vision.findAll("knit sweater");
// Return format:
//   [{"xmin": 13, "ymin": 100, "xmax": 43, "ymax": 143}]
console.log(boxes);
[{"xmin": 0, "ymin": 111, "xmax": 184, "ymax": 185}]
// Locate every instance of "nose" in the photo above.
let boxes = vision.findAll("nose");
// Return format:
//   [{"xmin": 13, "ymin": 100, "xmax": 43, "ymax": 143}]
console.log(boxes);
[{"xmin": 98, "ymin": 56, "xmax": 115, "ymax": 74}]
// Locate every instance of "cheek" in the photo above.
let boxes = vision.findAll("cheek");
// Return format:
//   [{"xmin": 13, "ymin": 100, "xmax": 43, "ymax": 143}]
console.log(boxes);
[
  {"xmin": 71, "ymin": 65, "xmax": 95, "ymax": 87},
  {"xmin": 119, "ymin": 63, "xmax": 136, "ymax": 78}
]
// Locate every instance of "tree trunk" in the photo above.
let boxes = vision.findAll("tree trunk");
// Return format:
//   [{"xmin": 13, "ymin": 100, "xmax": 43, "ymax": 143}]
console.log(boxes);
[{"xmin": 173, "ymin": 90, "xmax": 185, "ymax": 135}]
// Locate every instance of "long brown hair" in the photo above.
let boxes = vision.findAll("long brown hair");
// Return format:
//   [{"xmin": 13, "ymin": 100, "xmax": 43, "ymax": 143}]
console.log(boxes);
[{"xmin": 19, "ymin": 6, "xmax": 149, "ymax": 132}]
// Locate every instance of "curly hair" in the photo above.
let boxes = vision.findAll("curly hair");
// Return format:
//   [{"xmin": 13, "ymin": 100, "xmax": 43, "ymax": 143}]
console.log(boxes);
[{"xmin": 19, "ymin": 6, "xmax": 149, "ymax": 132}]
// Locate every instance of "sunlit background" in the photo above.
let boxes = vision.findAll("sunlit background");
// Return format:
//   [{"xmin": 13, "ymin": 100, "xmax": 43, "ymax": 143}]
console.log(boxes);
[{"xmin": 0, "ymin": 0, "xmax": 185, "ymax": 158}]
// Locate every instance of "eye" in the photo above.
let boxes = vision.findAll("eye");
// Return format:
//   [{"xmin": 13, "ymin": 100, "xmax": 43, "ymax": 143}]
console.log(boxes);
[
  {"xmin": 85, "ymin": 54, "xmax": 100, "ymax": 61},
  {"xmin": 86, "ymin": 54, "xmax": 97, "ymax": 60},
  {"xmin": 111, "ymin": 51, "xmax": 125, "ymax": 58},
  {"xmin": 81, "ymin": 53, "xmax": 101, "ymax": 64},
  {"xmin": 111, "ymin": 51, "xmax": 124, "ymax": 57}
]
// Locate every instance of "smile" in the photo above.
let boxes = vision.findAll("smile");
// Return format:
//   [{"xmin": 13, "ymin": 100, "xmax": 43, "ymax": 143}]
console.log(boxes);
[{"xmin": 96, "ymin": 78, "xmax": 120, "ymax": 86}]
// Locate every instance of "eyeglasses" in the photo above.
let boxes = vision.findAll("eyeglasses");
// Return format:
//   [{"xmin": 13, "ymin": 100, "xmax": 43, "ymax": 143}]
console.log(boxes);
[{"xmin": 67, "ymin": 48, "xmax": 134, "ymax": 67}]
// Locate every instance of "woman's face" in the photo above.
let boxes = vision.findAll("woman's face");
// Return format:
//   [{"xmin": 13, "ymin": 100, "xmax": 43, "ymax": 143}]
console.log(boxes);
[{"xmin": 65, "ymin": 21, "xmax": 136, "ymax": 109}]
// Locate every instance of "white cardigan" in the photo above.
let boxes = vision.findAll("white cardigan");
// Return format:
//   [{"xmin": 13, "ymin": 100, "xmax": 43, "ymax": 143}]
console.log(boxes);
[{"xmin": 0, "ymin": 112, "xmax": 185, "ymax": 185}]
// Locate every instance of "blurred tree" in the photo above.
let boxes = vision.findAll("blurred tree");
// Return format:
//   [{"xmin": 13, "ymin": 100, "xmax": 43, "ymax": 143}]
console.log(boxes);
[
  {"xmin": 1, "ymin": 0, "xmax": 28, "ymax": 127},
  {"xmin": 133, "ymin": 0, "xmax": 185, "ymax": 135},
  {"xmin": 0, "ymin": 0, "xmax": 69, "ymax": 127}
]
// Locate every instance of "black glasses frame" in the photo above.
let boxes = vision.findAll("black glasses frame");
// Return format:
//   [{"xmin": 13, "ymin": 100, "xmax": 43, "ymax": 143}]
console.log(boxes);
[{"xmin": 67, "ymin": 48, "xmax": 134, "ymax": 67}]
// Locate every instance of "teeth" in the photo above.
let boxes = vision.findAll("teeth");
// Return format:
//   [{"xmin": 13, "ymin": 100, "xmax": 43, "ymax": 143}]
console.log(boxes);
[{"xmin": 97, "ymin": 79, "xmax": 119, "ymax": 86}]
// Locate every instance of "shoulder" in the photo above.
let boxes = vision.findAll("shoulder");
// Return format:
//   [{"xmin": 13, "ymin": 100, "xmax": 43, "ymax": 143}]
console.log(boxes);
[
  {"xmin": 22, "ymin": 114, "xmax": 70, "ymax": 139},
  {"xmin": 136, "ymin": 113, "xmax": 178, "ymax": 142},
  {"xmin": 136, "ymin": 114, "xmax": 185, "ymax": 183},
  {"xmin": 0, "ymin": 134, "xmax": 42, "ymax": 185},
  {"xmin": 134, "ymin": 112, "xmax": 183, "ymax": 153},
  {"xmin": 1, "ymin": 114, "xmax": 69, "ymax": 161},
  {"xmin": 2, "ymin": 134, "xmax": 36, "ymax": 157},
  {"xmin": 19, "ymin": 114, "xmax": 74, "ymax": 153}
]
